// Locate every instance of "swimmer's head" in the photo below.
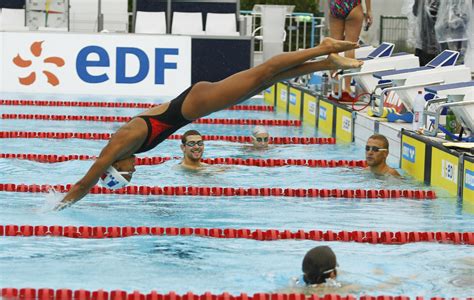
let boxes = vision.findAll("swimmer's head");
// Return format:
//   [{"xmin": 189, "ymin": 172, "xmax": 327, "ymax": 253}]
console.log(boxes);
[
  {"xmin": 366, "ymin": 134, "xmax": 389, "ymax": 168},
  {"xmin": 99, "ymin": 156, "xmax": 136, "ymax": 189},
  {"xmin": 181, "ymin": 130, "xmax": 204, "ymax": 162},
  {"xmin": 302, "ymin": 246, "xmax": 338, "ymax": 285},
  {"xmin": 251, "ymin": 126, "xmax": 270, "ymax": 149}
]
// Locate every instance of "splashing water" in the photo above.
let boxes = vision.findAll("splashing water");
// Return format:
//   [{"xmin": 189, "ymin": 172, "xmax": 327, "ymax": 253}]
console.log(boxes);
[{"xmin": 39, "ymin": 187, "xmax": 64, "ymax": 212}]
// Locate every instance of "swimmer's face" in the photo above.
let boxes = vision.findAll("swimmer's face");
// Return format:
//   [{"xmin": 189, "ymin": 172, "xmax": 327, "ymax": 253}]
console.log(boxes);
[
  {"xmin": 112, "ymin": 155, "xmax": 136, "ymax": 181},
  {"xmin": 365, "ymin": 138, "xmax": 388, "ymax": 167},
  {"xmin": 181, "ymin": 135, "xmax": 204, "ymax": 161},
  {"xmin": 252, "ymin": 133, "xmax": 270, "ymax": 149}
]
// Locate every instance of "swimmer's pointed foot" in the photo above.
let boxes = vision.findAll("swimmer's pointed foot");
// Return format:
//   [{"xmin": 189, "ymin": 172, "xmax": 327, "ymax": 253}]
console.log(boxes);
[
  {"xmin": 320, "ymin": 37, "xmax": 359, "ymax": 53},
  {"xmin": 327, "ymin": 53, "xmax": 364, "ymax": 70}
]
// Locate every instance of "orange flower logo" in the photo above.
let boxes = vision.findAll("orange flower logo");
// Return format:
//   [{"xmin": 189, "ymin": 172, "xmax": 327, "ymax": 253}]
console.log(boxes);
[{"xmin": 13, "ymin": 41, "xmax": 65, "ymax": 86}]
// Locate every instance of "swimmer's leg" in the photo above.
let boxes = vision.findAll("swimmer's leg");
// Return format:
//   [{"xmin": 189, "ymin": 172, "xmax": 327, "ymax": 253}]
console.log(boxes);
[
  {"xmin": 239, "ymin": 54, "xmax": 364, "ymax": 100},
  {"xmin": 182, "ymin": 39, "xmax": 359, "ymax": 120}
]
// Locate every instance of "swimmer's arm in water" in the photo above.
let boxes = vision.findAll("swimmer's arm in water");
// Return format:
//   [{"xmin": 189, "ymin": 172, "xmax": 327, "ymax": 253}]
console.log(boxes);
[
  {"xmin": 55, "ymin": 154, "xmax": 114, "ymax": 210},
  {"xmin": 55, "ymin": 126, "xmax": 145, "ymax": 210}
]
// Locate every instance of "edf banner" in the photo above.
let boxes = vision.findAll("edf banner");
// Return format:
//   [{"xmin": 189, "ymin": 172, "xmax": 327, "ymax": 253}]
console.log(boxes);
[{"xmin": 0, "ymin": 32, "xmax": 191, "ymax": 96}]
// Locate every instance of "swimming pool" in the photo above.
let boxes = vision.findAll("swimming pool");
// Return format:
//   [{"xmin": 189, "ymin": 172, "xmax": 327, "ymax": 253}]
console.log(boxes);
[{"xmin": 0, "ymin": 92, "xmax": 473, "ymax": 298}]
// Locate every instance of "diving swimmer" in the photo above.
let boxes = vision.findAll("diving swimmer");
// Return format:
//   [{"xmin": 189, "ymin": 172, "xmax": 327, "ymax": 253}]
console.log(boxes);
[{"xmin": 55, "ymin": 38, "xmax": 363, "ymax": 210}]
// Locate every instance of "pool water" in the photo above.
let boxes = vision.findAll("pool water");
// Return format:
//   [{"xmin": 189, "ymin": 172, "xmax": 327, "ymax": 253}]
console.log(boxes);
[{"xmin": 0, "ymin": 93, "xmax": 473, "ymax": 297}]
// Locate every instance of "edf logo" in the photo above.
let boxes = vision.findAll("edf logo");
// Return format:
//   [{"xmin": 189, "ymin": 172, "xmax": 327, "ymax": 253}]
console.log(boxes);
[
  {"xmin": 402, "ymin": 143, "xmax": 416, "ymax": 163},
  {"xmin": 465, "ymin": 169, "xmax": 474, "ymax": 190},
  {"xmin": 289, "ymin": 93, "xmax": 297, "ymax": 105},
  {"xmin": 319, "ymin": 106, "xmax": 327, "ymax": 120},
  {"xmin": 76, "ymin": 46, "xmax": 179, "ymax": 84}
]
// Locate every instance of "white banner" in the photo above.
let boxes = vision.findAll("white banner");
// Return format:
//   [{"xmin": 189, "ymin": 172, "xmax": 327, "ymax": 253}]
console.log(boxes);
[{"xmin": 0, "ymin": 32, "xmax": 191, "ymax": 97}]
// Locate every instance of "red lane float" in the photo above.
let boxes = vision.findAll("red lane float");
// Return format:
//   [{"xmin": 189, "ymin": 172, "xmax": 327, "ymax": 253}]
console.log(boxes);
[
  {"xmin": 0, "ymin": 99, "xmax": 274, "ymax": 111},
  {"xmin": 1, "ymin": 114, "xmax": 297, "ymax": 126},
  {"xmin": 1, "ymin": 225, "xmax": 471, "ymax": 245},
  {"xmin": 0, "ymin": 153, "xmax": 367, "ymax": 168},
  {"xmin": 0, "ymin": 131, "xmax": 335, "ymax": 144},
  {"xmin": 2, "ymin": 289, "xmax": 462, "ymax": 300},
  {"xmin": 0, "ymin": 183, "xmax": 436, "ymax": 199}
]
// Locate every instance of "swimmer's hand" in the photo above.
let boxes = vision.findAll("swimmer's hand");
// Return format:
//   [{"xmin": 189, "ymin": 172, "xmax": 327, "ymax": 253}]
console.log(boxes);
[
  {"xmin": 53, "ymin": 184, "xmax": 87, "ymax": 210},
  {"xmin": 54, "ymin": 199, "xmax": 74, "ymax": 211}
]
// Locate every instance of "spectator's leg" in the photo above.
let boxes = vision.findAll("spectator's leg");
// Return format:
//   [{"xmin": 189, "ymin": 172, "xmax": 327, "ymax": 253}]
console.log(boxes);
[{"xmin": 342, "ymin": 4, "xmax": 364, "ymax": 94}]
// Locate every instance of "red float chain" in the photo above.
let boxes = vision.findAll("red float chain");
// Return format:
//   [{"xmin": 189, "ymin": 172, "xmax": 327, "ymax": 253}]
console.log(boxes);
[
  {"xmin": 0, "ymin": 131, "xmax": 335, "ymax": 144},
  {"xmin": 2, "ymin": 289, "xmax": 465, "ymax": 300},
  {"xmin": 1, "ymin": 114, "xmax": 298, "ymax": 126},
  {"xmin": 0, "ymin": 153, "xmax": 368, "ymax": 168},
  {"xmin": 0, "ymin": 225, "xmax": 471, "ymax": 245},
  {"xmin": 0, "ymin": 99, "xmax": 274, "ymax": 111},
  {"xmin": 0, "ymin": 183, "xmax": 436, "ymax": 199}
]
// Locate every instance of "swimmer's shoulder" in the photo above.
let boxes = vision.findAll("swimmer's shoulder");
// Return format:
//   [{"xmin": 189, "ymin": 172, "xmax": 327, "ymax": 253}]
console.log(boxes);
[
  {"xmin": 179, "ymin": 161, "xmax": 208, "ymax": 171},
  {"xmin": 388, "ymin": 168, "xmax": 401, "ymax": 178}
]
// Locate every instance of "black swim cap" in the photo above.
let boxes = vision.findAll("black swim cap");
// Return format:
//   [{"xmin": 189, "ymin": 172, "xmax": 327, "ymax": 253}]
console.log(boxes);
[{"xmin": 302, "ymin": 245, "xmax": 337, "ymax": 285}]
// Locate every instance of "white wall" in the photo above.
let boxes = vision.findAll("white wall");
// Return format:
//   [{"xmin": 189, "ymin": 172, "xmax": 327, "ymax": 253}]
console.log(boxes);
[
  {"xmin": 466, "ymin": 4, "xmax": 474, "ymax": 73},
  {"xmin": 69, "ymin": 0, "xmax": 128, "ymax": 33},
  {"xmin": 360, "ymin": 0, "xmax": 404, "ymax": 46},
  {"xmin": 102, "ymin": 0, "xmax": 129, "ymax": 32},
  {"xmin": 69, "ymin": 0, "xmax": 98, "ymax": 32}
]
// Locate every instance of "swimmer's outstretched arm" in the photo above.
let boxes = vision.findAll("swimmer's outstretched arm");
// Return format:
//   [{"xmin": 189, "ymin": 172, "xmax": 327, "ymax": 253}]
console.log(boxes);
[
  {"xmin": 54, "ymin": 125, "xmax": 146, "ymax": 210},
  {"xmin": 54, "ymin": 154, "xmax": 114, "ymax": 210}
]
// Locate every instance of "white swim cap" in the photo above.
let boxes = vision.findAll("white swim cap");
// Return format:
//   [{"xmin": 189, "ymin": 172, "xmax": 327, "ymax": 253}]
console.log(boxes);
[
  {"xmin": 99, "ymin": 166, "xmax": 130, "ymax": 189},
  {"xmin": 252, "ymin": 125, "xmax": 268, "ymax": 137}
]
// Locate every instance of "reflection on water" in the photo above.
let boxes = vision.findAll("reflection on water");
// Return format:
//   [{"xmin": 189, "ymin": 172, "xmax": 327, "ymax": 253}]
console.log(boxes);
[{"xmin": 151, "ymin": 241, "xmax": 205, "ymax": 261}]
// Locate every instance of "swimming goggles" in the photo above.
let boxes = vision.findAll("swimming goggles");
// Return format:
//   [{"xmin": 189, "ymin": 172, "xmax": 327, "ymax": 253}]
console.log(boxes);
[
  {"xmin": 117, "ymin": 171, "xmax": 134, "ymax": 177},
  {"xmin": 365, "ymin": 145, "xmax": 387, "ymax": 152},
  {"xmin": 184, "ymin": 140, "xmax": 204, "ymax": 147},
  {"xmin": 322, "ymin": 268, "xmax": 336, "ymax": 274},
  {"xmin": 254, "ymin": 137, "xmax": 269, "ymax": 142}
]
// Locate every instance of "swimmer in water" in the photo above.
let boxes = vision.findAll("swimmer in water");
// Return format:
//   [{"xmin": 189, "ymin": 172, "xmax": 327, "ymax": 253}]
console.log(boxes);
[
  {"xmin": 250, "ymin": 126, "xmax": 270, "ymax": 149},
  {"xmin": 179, "ymin": 130, "xmax": 206, "ymax": 170},
  {"xmin": 302, "ymin": 245, "xmax": 338, "ymax": 286},
  {"xmin": 365, "ymin": 134, "xmax": 401, "ymax": 177},
  {"xmin": 290, "ymin": 246, "xmax": 403, "ymax": 295},
  {"xmin": 55, "ymin": 38, "xmax": 363, "ymax": 210}
]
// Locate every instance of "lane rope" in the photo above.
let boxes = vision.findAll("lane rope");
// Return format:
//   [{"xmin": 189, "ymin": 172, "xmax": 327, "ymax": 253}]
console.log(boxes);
[
  {"xmin": 1, "ymin": 225, "xmax": 471, "ymax": 245},
  {"xmin": 0, "ymin": 99, "xmax": 274, "ymax": 111},
  {"xmin": 0, "ymin": 183, "xmax": 436, "ymax": 199},
  {"xmin": 1, "ymin": 288, "xmax": 460, "ymax": 300},
  {"xmin": 0, "ymin": 153, "xmax": 368, "ymax": 168},
  {"xmin": 0, "ymin": 132, "xmax": 335, "ymax": 144},
  {"xmin": 1, "ymin": 114, "xmax": 300, "ymax": 126}
]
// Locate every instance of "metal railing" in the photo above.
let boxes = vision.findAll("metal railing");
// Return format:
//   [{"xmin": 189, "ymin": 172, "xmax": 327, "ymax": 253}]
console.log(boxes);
[
  {"xmin": 379, "ymin": 16, "xmax": 413, "ymax": 53},
  {"xmin": 240, "ymin": 10, "xmax": 325, "ymax": 51}
]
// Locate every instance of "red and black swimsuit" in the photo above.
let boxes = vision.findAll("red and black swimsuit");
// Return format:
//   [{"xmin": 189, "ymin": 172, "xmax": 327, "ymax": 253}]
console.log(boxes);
[{"xmin": 134, "ymin": 85, "xmax": 193, "ymax": 154}]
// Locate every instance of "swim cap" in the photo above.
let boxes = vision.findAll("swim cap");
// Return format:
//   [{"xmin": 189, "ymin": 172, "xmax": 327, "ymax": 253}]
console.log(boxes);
[
  {"xmin": 99, "ymin": 166, "xmax": 130, "ymax": 189},
  {"xmin": 252, "ymin": 125, "xmax": 268, "ymax": 137},
  {"xmin": 302, "ymin": 246, "xmax": 337, "ymax": 285}
]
